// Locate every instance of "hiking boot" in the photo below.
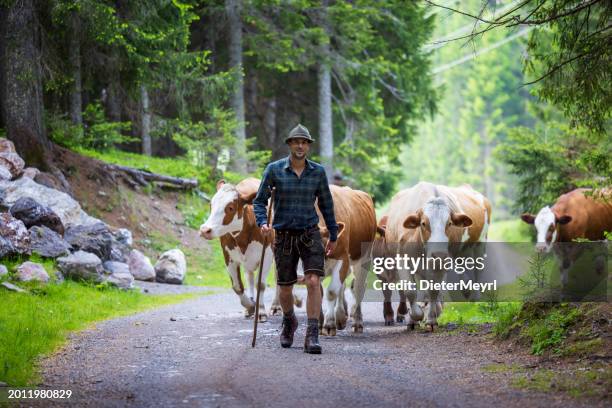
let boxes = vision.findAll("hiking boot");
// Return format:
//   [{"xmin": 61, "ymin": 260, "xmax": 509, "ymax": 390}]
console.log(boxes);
[
  {"xmin": 280, "ymin": 312, "xmax": 298, "ymax": 348},
  {"xmin": 304, "ymin": 320, "xmax": 322, "ymax": 354}
]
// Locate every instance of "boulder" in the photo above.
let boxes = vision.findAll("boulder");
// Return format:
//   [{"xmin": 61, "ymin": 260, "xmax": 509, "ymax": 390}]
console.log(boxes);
[
  {"xmin": 57, "ymin": 250, "xmax": 104, "ymax": 283},
  {"xmin": 104, "ymin": 271, "xmax": 135, "ymax": 290},
  {"xmin": 29, "ymin": 226, "xmax": 71, "ymax": 258},
  {"xmin": 114, "ymin": 228, "xmax": 133, "ymax": 246},
  {"xmin": 0, "ymin": 213, "xmax": 30, "ymax": 257},
  {"xmin": 128, "ymin": 249, "xmax": 155, "ymax": 281},
  {"xmin": 154, "ymin": 249, "xmax": 186, "ymax": 284},
  {"xmin": 108, "ymin": 229, "xmax": 132, "ymax": 263},
  {"xmin": 0, "ymin": 177, "xmax": 100, "ymax": 227},
  {"xmin": 16, "ymin": 262, "xmax": 49, "ymax": 283},
  {"xmin": 0, "ymin": 166, "xmax": 11, "ymax": 181},
  {"xmin": 22, "ymin": 167, "xmax": 40, "ymax": 179},
  {"xmin": 103, "ymin": 261, "xmax": 134, "ymax": 290},
  {"xmin": 1, "ymin": 282, "xmax": 26, "ymax": 293},
  {"xmin": 64, "ymin": 222, "xmax": 113, "ymax": 261},
  {"xmin": 0, "ymin": 264, "xmax": 8, "ymax": 277},
  {"xmin": 0, "ymin": 152, "xmax": 25, "ymax": 179},
  {"xmin": 10, "ymin": 197, "xmax": 64, "ymax": 235},
  {"xmin": 0, "ymin": 138, "xmax": 16, "ymax": 153},
  {"xmin": 103, "ymin": 261, "xmax": 130, "ymax": 275}
]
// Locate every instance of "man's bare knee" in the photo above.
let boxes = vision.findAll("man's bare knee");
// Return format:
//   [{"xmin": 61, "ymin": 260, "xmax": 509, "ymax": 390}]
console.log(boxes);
[{"xmin": 304, "ymin": 274, "xmax": 320, "ymax": 289}]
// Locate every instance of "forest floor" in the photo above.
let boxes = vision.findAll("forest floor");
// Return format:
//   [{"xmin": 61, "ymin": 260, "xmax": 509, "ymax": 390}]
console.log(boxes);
[{"xmin": 34, "ymin": 289, "xmax": 610, "ymax": 408}]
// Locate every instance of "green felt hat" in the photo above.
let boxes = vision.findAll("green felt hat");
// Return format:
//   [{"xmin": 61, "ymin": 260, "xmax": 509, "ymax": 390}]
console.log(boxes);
[{"xmin": 285, "ymin": 124, "xmax": 314, "ymax": 143}]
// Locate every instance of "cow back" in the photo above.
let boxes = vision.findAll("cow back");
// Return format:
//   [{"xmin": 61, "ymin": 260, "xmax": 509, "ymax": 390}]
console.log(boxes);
[{"xmin": 553, "ymin": 188, "xmax": 612, "ymax": 241}]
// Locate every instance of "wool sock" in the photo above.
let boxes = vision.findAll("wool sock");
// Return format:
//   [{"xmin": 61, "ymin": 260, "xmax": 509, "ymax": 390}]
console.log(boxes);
[
  {"xmin": 283, "ymin": 309, "xmax": 295, "ymax": 318},
  {"xmin": 307, "ymin": 318, "xmax": 318, "ymax": 328}
]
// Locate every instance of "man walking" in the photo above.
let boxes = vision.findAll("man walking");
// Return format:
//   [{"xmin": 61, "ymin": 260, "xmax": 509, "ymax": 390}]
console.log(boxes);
[{"xmin": 253, "ymin": 124, "xmax": 338, "ymax": 354}]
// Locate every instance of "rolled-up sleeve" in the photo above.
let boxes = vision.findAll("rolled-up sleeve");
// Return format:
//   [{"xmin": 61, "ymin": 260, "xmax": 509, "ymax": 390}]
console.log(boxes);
[
  {"xmin": 316, "ymin": 170, "xmax": 338, "ymax": 241},
  {"xmin": 253, "ymin": 166, "xmax": 273, "ymax": 227}
]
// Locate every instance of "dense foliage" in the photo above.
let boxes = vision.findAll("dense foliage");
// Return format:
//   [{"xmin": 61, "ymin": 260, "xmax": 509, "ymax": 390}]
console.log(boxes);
[{"xmin": 402, "ymin": 0, "xmax": 610, "ymax": 216}]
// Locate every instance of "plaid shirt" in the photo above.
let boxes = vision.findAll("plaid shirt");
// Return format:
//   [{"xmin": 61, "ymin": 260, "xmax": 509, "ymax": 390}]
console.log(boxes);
[{"xmin": 253, "ymin": 156, "xmax": 339, "ymax": 241}]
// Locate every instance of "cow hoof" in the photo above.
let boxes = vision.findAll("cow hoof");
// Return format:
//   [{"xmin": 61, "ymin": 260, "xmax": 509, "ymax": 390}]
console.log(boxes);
[
  {"xmin": 426, "ymin": 323, "xmax": 437, "ymax": 332},
  {"xmin": 353, "ymin": 324, "xmax": 363, "ymax": 333},
  {"xmin": 396, "ymin": 315, "xmax": 405, "ymax": 323},
  {"xmin": 408, "ymin": 323, "xmax": 416, "ymax": 331},
  {"xmin": 336, "ymin": 320, "xmax": 347, "ymax": 330},
  {"xmin": 384, "ymin": 319, "xmax": 394, "ymax": 326},
  {"xmin": 258, "ymin": 313, "xmax": 268, "ymax": 323},
  {"xmin": 322, "ymin": 326, "xmax": 337, "ymax": 336},
  {"xmin": 293, "ymin": 295, "xmax": 303, "ymax": 308},
  {"xmin": 270, "ymin": 305, "xmax": 282, "ymax": 316}
]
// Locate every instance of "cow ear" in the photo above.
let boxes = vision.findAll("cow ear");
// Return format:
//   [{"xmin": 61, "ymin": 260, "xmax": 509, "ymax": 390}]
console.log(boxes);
[
  {"xmin": 239, "ymin": 191, "xmax": 257, "ymax": 205},
  {"xmin": 451, "ymin": 213, "xmax": 472, "ymax": 228},
  {"xmin": 336, "ymin": 222, "xmax": 346, "ymax": 239},
  {"xmin": 376, "ymin": 225, "xmax": 386, "ymax": 238},
  {"xmin": 216, "ymin": 179, "xmax": 226, "ymax": 191},
  {"xmin": 403, "ymin": 214, "xmax": 420, "ymax": 229},
  {"xmin": 521, "ymin": 213, "xmax": 535, "ymax": 224},
  {"xmin": 557, "ymin": 215, "xmax": 572, "ymax": 225}
]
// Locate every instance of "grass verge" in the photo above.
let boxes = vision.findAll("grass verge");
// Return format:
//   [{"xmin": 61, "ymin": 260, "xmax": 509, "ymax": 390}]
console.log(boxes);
[{"xmin": 0, "ymin": 281, "xmax": 205, "ymax": 386}]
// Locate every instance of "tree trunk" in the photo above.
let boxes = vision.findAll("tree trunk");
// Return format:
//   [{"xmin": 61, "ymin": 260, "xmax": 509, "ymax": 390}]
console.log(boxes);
[
  {"xmin": 140, "ymin": 85, "xmax": 151, "ymax": 156},
  {"xmin": 0, "ymin": 0, "xmax": 50, "ymax": 168},
  {"xmin": 68, "ymin": 10, "xmax": 82, "ymax": 126},
  {"xmin": 106, "ymin": 48, "xmax": 121, "ymax": 122},
  {"xmin": 318, "ymin": 62, "xmax": 333, "ymax": 180},
  {"xmin": 226, "ymin": 0, "xmax": 246, "ymax": 173}
]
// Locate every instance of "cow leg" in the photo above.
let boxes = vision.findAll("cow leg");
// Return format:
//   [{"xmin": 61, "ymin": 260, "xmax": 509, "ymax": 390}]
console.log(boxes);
[
  {"xmin": 350, "ymin": 258, "xmax": 367, "ymax": 333},
  {"xmin": 228, "ymin": 262, "xmax": 255, "ymax": 317},
  {"xmin": 396, "ymin": 290, "xmax": 408, "ymax": 323},
  {"xmin": 250, "ymin": 245, "xmax": 274, "ymax": 323},
  {"xmin": 334, "ymin": 258, "xmax": 350, "ymax": 331},
  {"xmin": 322, "ymin": 259, "xmax": 342, "ymax": 336},
  {"xmin": 335, "ymin": 282, "xmax": 348, "ymax": 330},
  {"xmin": 271, "ymin": 285, "xmax": 282, "ymax": 316},
  {"xmin": 382, "ymin": 286, "xmax": 394, "ymax": 326},
  {"xmin": 398, "ymin": 267, "xmax": 422, "ymax": 330},
  {"xmin": 425, "ymin": 288, "xmax": 441, "ymax": 330}
]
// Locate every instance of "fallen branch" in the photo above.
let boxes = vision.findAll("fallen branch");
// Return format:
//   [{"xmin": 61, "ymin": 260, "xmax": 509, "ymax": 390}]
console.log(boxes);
[{"xmin": 104, "ymin": 163, "xmax": 198, "ymax": 189}]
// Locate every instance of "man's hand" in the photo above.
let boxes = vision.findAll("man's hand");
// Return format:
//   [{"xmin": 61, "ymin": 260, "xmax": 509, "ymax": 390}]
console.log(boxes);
[
  {"xmin": 260, "ymin": 224, "xmax": 272, "ymax": 236},
  {"xmin": 325, "ymin": 240, "xmax": 337, "ymax": 256}
]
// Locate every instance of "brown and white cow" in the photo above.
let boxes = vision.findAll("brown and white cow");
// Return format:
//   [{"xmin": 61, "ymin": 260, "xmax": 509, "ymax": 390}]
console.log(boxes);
[
  {"xmin": 199, "ymin": 178, "xmax": 276, "ymax": 322},
  {"xmin": 304, "ymin": 185, "xmax": 377, "ymax": 335},
  {"xmin": 375, "ymin": 182, "xmax": 491, "ymax": 329},
  {"xmin": 521, "ymin": 188, "xmax": 612, "ymax": 251},
  {"xmin": 521, "ymin": 188, "xmax": 612, "ymax": 288}
]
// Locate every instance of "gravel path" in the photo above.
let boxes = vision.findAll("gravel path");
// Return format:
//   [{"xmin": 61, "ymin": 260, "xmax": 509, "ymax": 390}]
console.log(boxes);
[{"xmin": 35, "ymin": 289, "xmax": 602, "ymax": 408}]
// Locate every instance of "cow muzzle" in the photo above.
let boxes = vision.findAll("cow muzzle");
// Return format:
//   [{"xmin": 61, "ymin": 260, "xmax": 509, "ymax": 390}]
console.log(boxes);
[{"xmin": 199, "ymin": 226, "xmax": 214, "ymax": 240}]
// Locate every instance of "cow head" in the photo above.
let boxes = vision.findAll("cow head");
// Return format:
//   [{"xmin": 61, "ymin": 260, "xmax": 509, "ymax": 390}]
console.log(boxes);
[
  {"xmin": 402, "ymin": 197, "xmax": 472, "ymax": 258},
  {"xmin": 199, "ymin": 180, "xmax": 257, "ymax": 240},
  {"xmin": 521, "ymin": 207, "xmax": 572, "ymax": 252}
]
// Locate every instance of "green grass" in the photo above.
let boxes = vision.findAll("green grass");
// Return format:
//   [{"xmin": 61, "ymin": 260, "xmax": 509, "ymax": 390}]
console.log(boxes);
[
  {"xmin": 0, "ymin": 281, "xmax": 204, "ymax": 386},
  {"xmin": 488, "ymin": 219, "xmax": 532, "ymax": 242},
  {"xmin": 438, "ymin": 302, "xmax": 522, "ymax": 326}
]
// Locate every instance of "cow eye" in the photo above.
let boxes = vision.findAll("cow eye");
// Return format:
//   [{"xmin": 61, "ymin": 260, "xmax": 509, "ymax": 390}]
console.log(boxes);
[{"xmin": 421, "ymin": 221, "xmax": 426, "ymax": 226}]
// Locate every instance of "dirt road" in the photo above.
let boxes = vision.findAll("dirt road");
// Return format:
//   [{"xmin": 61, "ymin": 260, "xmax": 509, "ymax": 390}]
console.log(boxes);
[{"xmin": 38, "ymin": 289, "xmax": 600, "ymax": 408}]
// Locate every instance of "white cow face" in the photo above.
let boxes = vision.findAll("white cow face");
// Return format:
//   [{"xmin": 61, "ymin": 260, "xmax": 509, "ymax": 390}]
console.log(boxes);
[
  {"xmin": 199, "ymin": 180, "xmax": 256, "ymax": 240},
  {"xmin": 403, "ymin": 197, "xmax": 472, "ymax": 258},
  {"xmin": 521, "ymin": 207, "xmax": 572, "ymax": 252}
]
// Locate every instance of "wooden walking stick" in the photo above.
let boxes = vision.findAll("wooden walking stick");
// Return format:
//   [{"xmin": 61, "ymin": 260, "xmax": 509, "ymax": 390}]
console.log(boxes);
[{"xmin": 252, "ymin": 186, "xmax": 275, "ymax": 347}]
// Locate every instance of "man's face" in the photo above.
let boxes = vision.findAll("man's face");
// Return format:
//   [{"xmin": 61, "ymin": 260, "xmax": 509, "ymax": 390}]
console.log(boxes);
[{"xmin": 288, "ymin": 138, "xmax": 311, "ymax": 160}]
